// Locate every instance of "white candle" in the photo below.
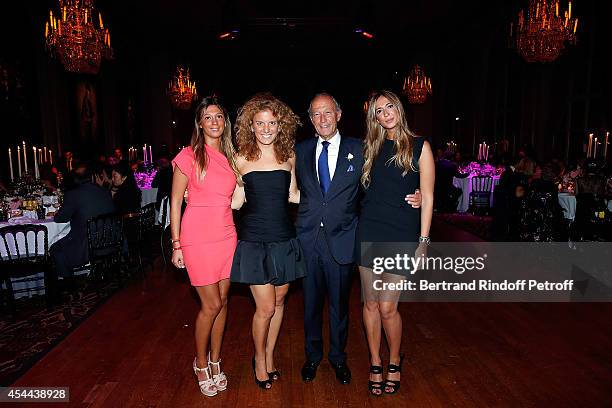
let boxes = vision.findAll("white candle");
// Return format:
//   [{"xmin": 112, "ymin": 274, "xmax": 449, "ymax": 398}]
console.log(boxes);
[
  {"xmin": 605, "ymin": 132, "xmax": 609, "ymax": 159},
  {"xmin": 49, "ymin": 150, "xmax": 53, "ymax": 165},
  {"xmin": 22, "ymin": 141, "xmax": 28, "ymax": 173},
  {"xmin": 8, "ymin": 148, "xmax": 14, "ymax": 181},
  {"xmin": 148, "ymin": 145, "xmax": 153, "ymax": 163},
  {"xmin": 588, "ymin": 133, "xmax": 593, "ymax": 158},
  {"xmin": 44, "ymin": 147, "xmax": 47, "ymax": 163},
  {"xmin": 33, "ymin": 147, "xmax": 40, "ymax": 179},
  {"xmin": 593, "ymin": 137, "xmax": 598, "ymax": 158},
  {"xmin": 478, "ymin": 144, "xmax": 482, "ymax": 161},
  {"xmin": 143, "ymin": 145, "xmax": 147, "ymax": 163},
  {"xmin": 17, "ymin": 146, "xmax": 22, "ymax": 177}
]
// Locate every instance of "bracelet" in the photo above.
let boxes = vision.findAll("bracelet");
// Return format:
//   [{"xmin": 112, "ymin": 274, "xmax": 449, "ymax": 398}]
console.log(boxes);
[
  {"xmin": 172, "ymin": 246, "xmax": 182, "ymax": 251},
  {"xmin": 171, "ymin": 238, "xmax": 180, "ymax": 244},
  {"xmin": 418, "ymin": 236, "xmax": 431, "ymax": 245}
]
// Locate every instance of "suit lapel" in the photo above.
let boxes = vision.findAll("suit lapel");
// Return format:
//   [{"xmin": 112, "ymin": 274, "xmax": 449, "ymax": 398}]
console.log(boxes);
[
  {"xmin": 304, "ymin": 138, "xmax": 323, "ymax": 200},
  {"xmin": 326, "ymin": 137, "xmax": 350, "ymax": 198}
]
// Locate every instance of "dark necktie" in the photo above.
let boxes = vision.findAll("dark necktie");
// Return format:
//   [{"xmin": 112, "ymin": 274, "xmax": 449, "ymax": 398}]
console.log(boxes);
[{"xmin": 318, "ymin": 141, "xmax": 331, "ymax": 195}]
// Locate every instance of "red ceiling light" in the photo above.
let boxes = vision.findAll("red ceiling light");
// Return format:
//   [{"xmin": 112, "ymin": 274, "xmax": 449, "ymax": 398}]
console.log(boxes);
[
  {"xmin": 354, "ymin": 28, "xmax": 374, "ymax": 39},
  {"xmin": 218, "ymin": 30, "xmax": 239, "ymax": 40}
]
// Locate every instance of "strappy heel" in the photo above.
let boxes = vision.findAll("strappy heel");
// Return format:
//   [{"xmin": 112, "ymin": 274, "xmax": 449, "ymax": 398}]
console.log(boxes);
[
  {"xmin": 193, "ymin": 357, "xmax": 217, "ymax": 397},
  {"xmin": 252, "ymin": 357, "xmax": 272, "ymax": 389},
  {"xmin": 368, "ymin": 364, "xmax": 384, "ymax": 397},
  {"xmin": 268, "ymin": 370, "xmax": 281, "ymax": 381},
  {"xmin": 384, "ymin": 354, "xmax": 404, "ymax": 395},
  {"xmin": 208, "ymin": 352, "xmax": 227, "ymax": 392}
]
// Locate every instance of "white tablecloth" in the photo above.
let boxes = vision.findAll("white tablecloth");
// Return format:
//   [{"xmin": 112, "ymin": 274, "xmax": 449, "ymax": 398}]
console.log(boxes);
[
  {"xmin": 557, "ymin": 193, "xmax": 577, "ymax": 221},
  {"xmin": 453, "ymin": 175, "xmax": 501, "ymax": 212},
  {"xmin": 0, "ymin": 219, "xmax": 70, "ymax": 258},
  {"xmin": 140, "ymin": 187, "xmax": 158, "ymax": 207},
  {"xmin": 0, "ymin": 219, "xmax": 70, "ymax": 298}
]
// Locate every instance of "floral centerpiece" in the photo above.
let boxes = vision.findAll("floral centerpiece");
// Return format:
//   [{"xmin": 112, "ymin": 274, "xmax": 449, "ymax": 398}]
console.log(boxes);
[
  {"xmin": 458, "ymin": 162, "xmax": 503, "ymax": 177},
  {"xmin": 134, "ymin": 166, "xmax": 158, "ymax": 189}
]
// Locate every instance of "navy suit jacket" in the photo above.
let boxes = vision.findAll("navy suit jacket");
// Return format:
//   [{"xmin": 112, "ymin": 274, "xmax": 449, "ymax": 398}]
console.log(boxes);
[
  {"xmin": 53, "ymin": 182, "xmax": 116, "ymax": 267},
  {"xmin": 295, "ymin": 136, "xmax": 364, "ymax": 265}
]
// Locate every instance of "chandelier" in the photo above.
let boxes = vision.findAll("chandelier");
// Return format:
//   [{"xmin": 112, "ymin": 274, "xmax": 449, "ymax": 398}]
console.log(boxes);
[
  {"xmin": 167, "ymin": 66, "xmax": 198, "ymax": 109},
  {"xmin": 511, "ymin": 0, "xmax": 578, "ymax": 63},
  {"xmin": 402, "ymin": 65, "xmax": 432, "ymax": 104},
  {"xmin": 44, "ymin": 0, "xmax": 112, "ymax": 74}
]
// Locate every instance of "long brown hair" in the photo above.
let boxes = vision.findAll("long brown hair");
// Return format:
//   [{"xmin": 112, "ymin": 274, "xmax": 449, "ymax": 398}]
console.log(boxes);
[
  {"xmin": 234, "ymin": 93, "xmax": 301, "ymax": 164},
  {"xmin": 361, "ymin": 90, "xmax": 419, "ymax": 187},
  {"xmin": 191, "ymin": 96, "xmax": 239, "ymax": 180}
]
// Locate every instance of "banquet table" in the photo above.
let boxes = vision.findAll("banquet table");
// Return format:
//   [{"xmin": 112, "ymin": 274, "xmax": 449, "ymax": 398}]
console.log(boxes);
[
  {"xmin": 1, "ymin": 189, "xmax": 160, "ymax": 299},
  {"xmin": 453, "ymin": 175, "xmax": 501, "ymax": 213},
  {"xmin": 0, "ymin": 219, "xmax": 70, "ymax": 298}
]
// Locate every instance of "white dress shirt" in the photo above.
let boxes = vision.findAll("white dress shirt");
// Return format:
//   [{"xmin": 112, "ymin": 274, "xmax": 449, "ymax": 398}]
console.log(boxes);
[{"xmin": 315, "ymin": 131, "xmax": 341, "ymax": 182}]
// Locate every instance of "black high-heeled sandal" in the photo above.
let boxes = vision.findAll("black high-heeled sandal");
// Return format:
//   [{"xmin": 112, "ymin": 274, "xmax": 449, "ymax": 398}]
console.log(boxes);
[
  {"xmin": 268, "ymin": 370, "xmax": 281, "ymax": 381},
  {"xmin": 368, "ymin": 365, "xmax": 384, "ymax": 397},
  {"xmin": 384, "ymin": 354, "xmax": 404, "ymax": 395},
  {"xmin": 252, "ymin": 357, "xmax": 272, "ymax": 389}
]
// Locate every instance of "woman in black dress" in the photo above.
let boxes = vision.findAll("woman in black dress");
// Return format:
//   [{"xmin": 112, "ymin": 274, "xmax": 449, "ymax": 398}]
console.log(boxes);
[
  {"xmin": 357, "ymin": 90, "xmax": 434, "ymax": 396},
  {"xmin": 111, "ymin": 161, "xmax": 142, "ymax": 215},
  {"xmin": 230, "ymin": 93, "xmax": 307, "ymax": 389}
]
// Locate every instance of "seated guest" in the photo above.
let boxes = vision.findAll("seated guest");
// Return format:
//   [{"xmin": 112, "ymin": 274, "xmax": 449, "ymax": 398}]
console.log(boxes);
[
  {"xmin": 39, "ymin": 163, "xmax": 58, "ymax": 191},
  {"xmin": 113, "ymin": 147, "xmax": 124, "ymax": 162},
  {"xmin": 58, "ymin": 150, "xmax": 76, "ymax": 174},
  {"xmin": 152, "ymin": 157, "xmax": 172, "ymax": 210},
  {"xmin": 92, "ymin": 162, "xmax": 112, "ymax": 189},
  {"xmin": 111, "ymin": 161, "xmax": 142, "ymax": 214},
  {"xmin": 61, "ymin": 161, "xmax": 88, "ymax": 191},
  {"xmin": 517, "ymin": 164, "xmax": 563, "ymax": 242},
  {"xmin": 452, "ymin": 151, "xmax": 462, "ymax": 167},
  {"xmin": 514, "ymin": 146, "xmax": 536, "ymax": 176},
  {"xmin": 434, "ymin": 151, "xmax": 462, "ymax": 212},
  {"xmin": 530, "ymin": 164, "xmax": 559, "ymax": 194},
  {"xmin": 50, "ymin": 165, "xmax": 115, "ymax": 278},
  {"xmin": 576, "ymin": 160, "xmax": 605, "ymax": 196}
]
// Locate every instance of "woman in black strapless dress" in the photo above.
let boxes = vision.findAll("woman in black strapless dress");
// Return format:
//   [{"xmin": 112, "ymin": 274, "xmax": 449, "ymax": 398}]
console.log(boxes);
[
  {"xmin": 230, "ymin": 94, "xmax": 306, "ymax": 389},
  {"xmin": 357, "ymin": 90, "xmax": 434, "ymax": 396}
]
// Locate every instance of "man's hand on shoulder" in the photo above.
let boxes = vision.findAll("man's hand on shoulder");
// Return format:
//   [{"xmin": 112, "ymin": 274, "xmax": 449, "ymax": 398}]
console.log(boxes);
[{"xmin": 405, "ymin": 189, "xmax": 422, "ymax": 208}]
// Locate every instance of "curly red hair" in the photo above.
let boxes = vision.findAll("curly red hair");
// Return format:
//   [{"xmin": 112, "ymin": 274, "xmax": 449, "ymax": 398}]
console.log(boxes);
[{"xmin": 235, "ymin": 93, "xmax": 301, "ymax": 163}]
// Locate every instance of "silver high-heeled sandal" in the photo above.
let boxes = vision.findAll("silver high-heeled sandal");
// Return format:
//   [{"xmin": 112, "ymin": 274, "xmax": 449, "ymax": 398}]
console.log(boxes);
[
  {"xmin": 193, "ymin": 357, "xmax": 217, "ymax": 397},
  {"xmin": 208, "ymin": 352, "xmax": 227, "ymax": 392}
]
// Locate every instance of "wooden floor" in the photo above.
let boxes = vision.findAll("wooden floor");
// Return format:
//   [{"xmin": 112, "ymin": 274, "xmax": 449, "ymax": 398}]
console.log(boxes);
[{"xmin": 11, "ymin": 220, "xmax": 612, "ymax": 407}]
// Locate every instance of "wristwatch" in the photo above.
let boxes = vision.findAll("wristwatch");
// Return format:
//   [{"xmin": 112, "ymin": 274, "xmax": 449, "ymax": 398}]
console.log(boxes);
[{"xmin": 418, "ymin": 236, "xmax": 431, "ymax": 245}]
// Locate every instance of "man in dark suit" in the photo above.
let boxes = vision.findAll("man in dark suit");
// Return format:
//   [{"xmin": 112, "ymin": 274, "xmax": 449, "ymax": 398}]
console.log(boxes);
[
  {"xmin": 296, "ymin": 93, "xmax": 421, "ymax": 384},
  {"xmin": 434, "ymin": 151, "xmax": 462, "ymax": 212},
  {"xmin": 50, "ymin": 164, "xmax": 115, "ymax": 278}
]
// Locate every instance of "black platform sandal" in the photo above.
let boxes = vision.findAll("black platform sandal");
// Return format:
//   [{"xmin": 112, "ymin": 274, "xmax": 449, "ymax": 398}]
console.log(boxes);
[
  {"xmin": 368, "ymin": 365, "xmax": 384, "ymax": 397},
  {"xmin": 384, "ymin": 354, "xmax": 404, "ymax": 395},
  {"xmin": 252, "ymin": 357, "xmax": 272, "ymax": 389},
  {"xmin": 268, "ymin": 370, "xmax": 281, "ymax": 381}
]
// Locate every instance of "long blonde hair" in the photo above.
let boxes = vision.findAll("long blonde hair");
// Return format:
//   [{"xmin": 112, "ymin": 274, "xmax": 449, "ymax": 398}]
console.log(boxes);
[
  {"xmin": 191, "ymin": 96, "xmax": 240, "ymax": 180},
  {"xmin": 361, "ymin": 90, "xmax": 418, "ymax": 187}
]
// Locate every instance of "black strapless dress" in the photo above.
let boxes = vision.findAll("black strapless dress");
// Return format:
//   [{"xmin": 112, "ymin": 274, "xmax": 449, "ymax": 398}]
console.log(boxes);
[{"xmin": 230, "ymin": 170, "xmax": 307, "ymax": 286}]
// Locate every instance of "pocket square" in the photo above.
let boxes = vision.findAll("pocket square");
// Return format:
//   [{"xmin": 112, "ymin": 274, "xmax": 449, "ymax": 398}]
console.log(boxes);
[{"xmin": 347, "ymin": 165, "xmax": 354, "ymax": 172}]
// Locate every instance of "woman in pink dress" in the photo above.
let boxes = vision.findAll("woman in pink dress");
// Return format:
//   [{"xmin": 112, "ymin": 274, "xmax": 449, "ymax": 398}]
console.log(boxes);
[{"xmin": 170, "ymin": 96, "xmax": 240, "ymax": 397}]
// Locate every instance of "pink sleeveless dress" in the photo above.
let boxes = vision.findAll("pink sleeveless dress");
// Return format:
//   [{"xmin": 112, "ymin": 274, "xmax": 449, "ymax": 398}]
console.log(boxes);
[{"xmin": 172, "ymin": 146, "xmax": 237, "ymax": 286}]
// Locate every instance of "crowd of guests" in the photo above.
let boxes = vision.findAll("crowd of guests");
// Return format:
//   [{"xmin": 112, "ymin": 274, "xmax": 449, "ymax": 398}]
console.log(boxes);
[
  {"xmin": 432, "ymin": 142, "xmax": 611, "ymax": 242},
  {"xmin": 47, "ymin": 147, "xmax": 170, "ymax": 279}
]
